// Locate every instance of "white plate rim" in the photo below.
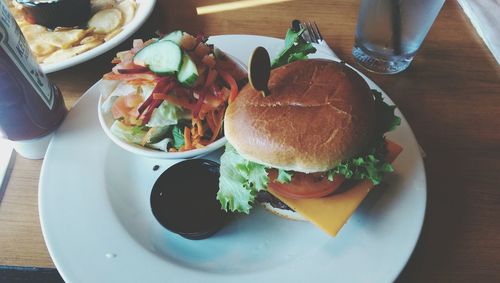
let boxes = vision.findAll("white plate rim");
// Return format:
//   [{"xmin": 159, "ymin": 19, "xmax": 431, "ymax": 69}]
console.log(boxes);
[
  {"xmin": 39, "ymin": 34, "xmax": 427, "ymax": 283},
  {"xmin": 40, "ymin": 0, "xmax": 156, "ymax": 74}
]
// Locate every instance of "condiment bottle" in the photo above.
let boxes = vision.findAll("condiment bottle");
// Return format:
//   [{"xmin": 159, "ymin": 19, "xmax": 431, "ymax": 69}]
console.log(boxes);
[{"xmin": 0, "ymin": 1, "xmax": 67, "ymax": 159}]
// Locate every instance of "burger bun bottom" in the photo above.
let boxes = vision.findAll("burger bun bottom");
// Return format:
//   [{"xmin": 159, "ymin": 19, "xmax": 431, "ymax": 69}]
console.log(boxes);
[{"xmin": 260, "ymin": 203, "xmax": 307, "ymax": 221}]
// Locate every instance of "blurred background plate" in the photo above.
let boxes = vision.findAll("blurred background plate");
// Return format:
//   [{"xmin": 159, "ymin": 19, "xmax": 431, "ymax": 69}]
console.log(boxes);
[{"xmin": 40, "ymin": 0, "xmax": 156, "ymax": 74}]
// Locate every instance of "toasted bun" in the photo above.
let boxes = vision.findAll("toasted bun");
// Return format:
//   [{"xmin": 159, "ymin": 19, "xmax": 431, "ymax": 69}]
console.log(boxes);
[
  {"xmin": 260, "ymin": 203, "xmax": 306, "ymax": 221},
  {"xmin": 225, "ymin": 59, "xmax": 375, "ymax": 173}
]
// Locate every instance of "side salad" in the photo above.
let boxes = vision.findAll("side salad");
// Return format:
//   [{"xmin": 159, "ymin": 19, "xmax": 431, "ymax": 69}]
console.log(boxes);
[{"xmin": 100, "ymin": 31, "xmax": 247, "ymax": 152}]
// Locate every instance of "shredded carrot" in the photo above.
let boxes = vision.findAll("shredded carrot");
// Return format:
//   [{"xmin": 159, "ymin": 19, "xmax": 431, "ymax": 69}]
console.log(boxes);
[
  {"xmin": 194, "ymin": 143, "xmax": 205, "ymax": 149},
  {"xmin": 192, "ymin": 124, "xmax": 201, "ymax": 148},
  {"xmin": 204, "ymin": 69, "xmax": 218, "ymax": 87},
  {"xmin": 209, "ymin": 105, "xmax": 225, "ymax": 142},
  {"xmin": 195, "ymin": 119, "xmax": 204, "ymax": 137},
  {"xmin": 205, "ymin": 111, "xmax": 216, "ymax": 135},
  {"xmin": 190, "ymin": 125, "xmax": 197, "ymax": 140},
  {"xmin": 218, "ymin": 69, "xmax": 238, "ymax": 103},
  {"xmin": 184, "ymin": 127, "xmax": 192, "ymax": 150},
  {"xmin": 153, "ymin": 93, "xmax": 196, "ymax": 110},
  {"xmin": 152, "ymin": 93, "xmax": 169, "ymax": 100},
  {"xmin": 187, "ymin": 117, "xmax": 211, "ymax": 150},
  {"xmin": 127, "ymin": 80, "xmax": 156, "ymax": 86},
  {"xmin": 103, "ymin": 72, "xmax": 158, "ymax": 82}
]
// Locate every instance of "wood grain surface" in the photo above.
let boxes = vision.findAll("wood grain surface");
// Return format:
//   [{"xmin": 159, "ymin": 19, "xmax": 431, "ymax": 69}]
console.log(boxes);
[{"xmin": 0, "ymin": 0, "xmax": 499, "ymax": 282}]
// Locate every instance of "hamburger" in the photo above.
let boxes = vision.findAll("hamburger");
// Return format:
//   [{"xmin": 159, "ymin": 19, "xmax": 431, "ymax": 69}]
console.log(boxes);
[{"xmin": 217, "ymin": 58, "xmax": 401, "ymax": 236}]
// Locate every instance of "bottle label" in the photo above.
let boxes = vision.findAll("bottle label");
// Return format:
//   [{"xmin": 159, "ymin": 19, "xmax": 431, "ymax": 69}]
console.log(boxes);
[{"xmin": 0, "ymin": 2, "xmax": 54, "ymax": 110}]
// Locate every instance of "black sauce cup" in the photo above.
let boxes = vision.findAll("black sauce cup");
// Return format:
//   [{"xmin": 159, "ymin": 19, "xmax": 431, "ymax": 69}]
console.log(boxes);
[
  {"xmin": 16, "ymin": 0, "xmax": 91, "ymax": 29},
  {"xmin": 150, "ymin": 159, "xmax": 230, "ymax": 240}
]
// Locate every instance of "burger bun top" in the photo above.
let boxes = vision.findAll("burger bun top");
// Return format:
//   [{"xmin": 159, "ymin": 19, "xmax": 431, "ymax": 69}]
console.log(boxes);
[{"xmin": 224, "ymin": 59, "xmax": 376, "ymax": 173}]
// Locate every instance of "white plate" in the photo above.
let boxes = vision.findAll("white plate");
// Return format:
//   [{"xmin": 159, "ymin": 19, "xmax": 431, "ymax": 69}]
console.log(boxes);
[
  {"xmin": 40, "ymin": 0, "xmax": 156, "ymax": 74},
  {"xmin": 39, "ymin": 35, "xmax": 426, "ymax": 283}
]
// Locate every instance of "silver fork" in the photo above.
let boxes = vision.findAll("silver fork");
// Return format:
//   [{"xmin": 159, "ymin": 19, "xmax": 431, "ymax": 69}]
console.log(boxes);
[{"xmin": 299, "ymin": 21, "xmax": 339, "ymax": 59}]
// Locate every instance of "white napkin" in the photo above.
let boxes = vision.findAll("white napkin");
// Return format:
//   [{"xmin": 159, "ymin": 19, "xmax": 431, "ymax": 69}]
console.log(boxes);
[{"xmin": 458, "ymin": 0, "xmax": 500, "ymax": 64}]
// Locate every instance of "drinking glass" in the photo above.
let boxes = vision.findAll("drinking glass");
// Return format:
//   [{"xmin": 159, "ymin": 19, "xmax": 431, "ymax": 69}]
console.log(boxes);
[{"xmin": 352, "ymin": 0, "xmax": 446, "ymax": 74}]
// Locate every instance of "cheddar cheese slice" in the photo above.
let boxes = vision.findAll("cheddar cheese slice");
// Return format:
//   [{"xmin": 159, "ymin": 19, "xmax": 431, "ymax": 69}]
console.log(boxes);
[{"xmin": 268, "ymin": 141, "xmax": 403, "ymax": 237}]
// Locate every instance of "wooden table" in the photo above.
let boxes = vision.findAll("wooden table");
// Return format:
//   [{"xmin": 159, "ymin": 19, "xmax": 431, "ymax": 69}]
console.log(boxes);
[{"xmin": 1, "ymin": 0, "xmax": 499, "ymax": 282}]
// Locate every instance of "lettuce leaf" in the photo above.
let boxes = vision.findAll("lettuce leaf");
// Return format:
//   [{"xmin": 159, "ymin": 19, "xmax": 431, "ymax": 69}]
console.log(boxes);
[
  {"xmin": 100, "ymin": 81, "xmax": 136, "ymax": 113},
  {"xmin": 147, "ymin": 101, "xmax": 182, "ymax": 128},
  {"xmin": 110, "ymin": 121, "xmax": 147, "ymax": 144},
  {"xmin": 271, "ymin": 28, "xmax": 316, "ymax": 69},
  {"xmin": 327, "ymin": 91, "xmax": 400, "ymax": 185},
  {"xmin": 372, "ymin": 90, "xmax": 401, "ymax": 134},
  {"xmin": 277, "ymin": 169, "xmax": 293, "ymax": 184},
  {"xmin": 328, "ymin": 138, "xmax": 393, "ymax": 185},
  {"xmin": 171, "ymin": 125, "xmax": 185, "ymax": 150},
  {"xmin": 217, "ymin": 144, "xmax": 269, "ymax": 213}
]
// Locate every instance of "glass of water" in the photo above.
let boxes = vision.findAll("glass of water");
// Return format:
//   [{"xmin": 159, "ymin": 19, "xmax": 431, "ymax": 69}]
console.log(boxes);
[{"xmin": 352, "ymin": 0, "xmax": 446, "ymax": 74}]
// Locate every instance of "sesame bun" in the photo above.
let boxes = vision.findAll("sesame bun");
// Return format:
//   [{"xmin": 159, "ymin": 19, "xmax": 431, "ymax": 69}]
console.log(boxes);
[{"xmin": 224, "ymin": 59, "xmax": 376, "ymax": 173}]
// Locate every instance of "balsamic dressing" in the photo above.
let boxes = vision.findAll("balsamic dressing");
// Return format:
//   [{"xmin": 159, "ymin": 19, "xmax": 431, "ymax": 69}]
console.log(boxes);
[
  {"xmin": 16, "ymin": 0, "xmax": 91, "ymax": 29},
  {"xmin": 150, "ymin": 159, "xmax": 229, "ymax": 240}
]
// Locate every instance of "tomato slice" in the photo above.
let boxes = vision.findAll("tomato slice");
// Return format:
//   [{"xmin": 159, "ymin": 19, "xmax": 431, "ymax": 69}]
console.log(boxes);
[{"xmin": 268, "ymin": 170, "xmax": 345, "ymax": 199}]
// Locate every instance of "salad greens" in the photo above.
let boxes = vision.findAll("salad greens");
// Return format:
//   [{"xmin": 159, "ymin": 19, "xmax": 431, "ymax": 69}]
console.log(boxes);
[
  {"xmin": 172, "ymin": 125, "xmax": 185, "ymax": 150},
  {"xmin": 271, "ymin": 28, "xmax": 317, "ymax": 69},
  {"xmin": 217, "ymin": 91, "xmax": 401, "ymax": 213},
  {"xmin": 108, "ymin": 99, "xmax": 186, "ymax": 150},
  {"xmin": 146, "ymin": 101, "xmax": 183, "ymax": 128},
  {"xmin": 217, "ymin": 144, "xmax": 269, "ymax": 213},
  {"xmin": 111, "ymin": 121, "xmax": 147, "ymax": 145},
  {"xmin": 102, "ymin": 30, "xmax": 237, "ymax": 153},
  {"xmin": 277, "ymin": 169, "xmax": 293, "ymax": 184},
  {"xmin": 373, "ymin": 90, "xmax": 401, "ymax": 134}
]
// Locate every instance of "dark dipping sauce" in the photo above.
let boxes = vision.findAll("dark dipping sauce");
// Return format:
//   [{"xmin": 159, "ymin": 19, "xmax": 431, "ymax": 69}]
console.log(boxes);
[
  {"xmin": 150, "ymin": 159, "xmax": 230, "ymax": 240},
  {"xmin": 16, "ymin": 0, "xmax": 91, "ymax": 29}
]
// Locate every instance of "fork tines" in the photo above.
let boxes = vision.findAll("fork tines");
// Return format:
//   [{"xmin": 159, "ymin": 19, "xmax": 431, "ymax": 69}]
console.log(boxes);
[{"xmin": 300, "ymin": 21, "xmax": 323, "ymax": 43}]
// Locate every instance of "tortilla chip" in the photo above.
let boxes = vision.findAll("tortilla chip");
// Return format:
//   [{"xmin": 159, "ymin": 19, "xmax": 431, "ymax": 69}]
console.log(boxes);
[
  {"xmin": 104, "ymin": 27, "xmax": 122, "ymax": 41},
  {"xmin": 91, "ymin": 0, "xmax": 116, "ymax": 13},
  {"xmin": 80, "ymin": 35, "xmax": 104, "ymax": 45},
  {"xmin": 42, "ymin": 41, "xmax": 102, "ymax": 63},
  {"xmin": 117, "ymin": 0, "xmax": 136, "ymax": 24},
  {"xmin": 22, "ymin": 24, "xmax": 48, "ymax": 41},
  {"xmin": 88, "ymin": 8, "xmax": 123, "ymax": 34},
  {"xmin": 30, "ymin": 41, "xmax": 57, "ymax": 57},
  {"xmin": 39, "ymin": 29, "xmax": 88, "ymax": 49}
]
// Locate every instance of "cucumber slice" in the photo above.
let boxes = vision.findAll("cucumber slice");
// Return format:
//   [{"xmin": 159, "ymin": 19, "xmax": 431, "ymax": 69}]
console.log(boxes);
[
  {"xmin": 133, "ymin": 40, "xmax": 182, "ymax": 75},
  {"xmin": 160, "ymin": 30, "xmax": 184, "ymax": 44},
  {"xmin": 177, "ymin": 53, "xmax": 199, "ymax": 87}
]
